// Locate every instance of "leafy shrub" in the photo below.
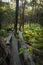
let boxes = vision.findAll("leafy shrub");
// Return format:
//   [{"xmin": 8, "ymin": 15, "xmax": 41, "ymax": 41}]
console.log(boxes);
[
  {"xmin": 22, "ymin": 24, "xmax": 43, "ymax": 51},
  {"xmin": 0, "ymin": 29, "xmax": 6, "ymax": 36}
]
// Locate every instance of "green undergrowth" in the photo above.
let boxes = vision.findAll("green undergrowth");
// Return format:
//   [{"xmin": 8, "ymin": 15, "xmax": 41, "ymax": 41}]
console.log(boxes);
[
  {"xmin": 22, "ymin": 23, "xmax": 43, "ymax": 51},
  {"xmin": 22, "ymin": 23, "xmax": 43, "ymax": 65},
  {"xmin": 0, "ymin": 24, "xmax": 14, "ymax": 41}
]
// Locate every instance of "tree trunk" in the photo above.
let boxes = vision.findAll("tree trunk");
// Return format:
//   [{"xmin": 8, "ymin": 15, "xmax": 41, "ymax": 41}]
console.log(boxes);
[
  {"xmin": 19, "ymin": 0, "xmax": 26, "ymax": 31},
  {"xmin": 0, "ymin": 22, "xmax": 1, "ymax": 29},
  {"xmin": 14, "ymin": 0, "xmax": 19, "ymax": 35}
]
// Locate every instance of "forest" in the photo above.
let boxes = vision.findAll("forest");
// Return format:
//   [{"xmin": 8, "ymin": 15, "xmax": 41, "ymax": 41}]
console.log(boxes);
[{"xmin": 0, "ymin": 0, "xmax": 43, "ymax": 65}]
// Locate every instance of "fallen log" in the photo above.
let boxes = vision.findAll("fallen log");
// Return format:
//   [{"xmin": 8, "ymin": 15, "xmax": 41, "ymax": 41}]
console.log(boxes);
[
  {"xmin": 18, "ymin": 30, "xmax": 35, "ymax": 65},
  {"xmin": 6, "ymin": 33, "xmax": 12, "ymax": 46},
  {"xmin": 10, "ymin": 34, "xmax": 22, "ymax": 65}
]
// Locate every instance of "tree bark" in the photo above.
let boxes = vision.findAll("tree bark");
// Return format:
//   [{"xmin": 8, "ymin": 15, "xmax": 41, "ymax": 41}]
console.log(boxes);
[
  {"xmin": 19, "ymin": 0, "xmax": 26, "ymax": 31},
  {"xmin": 0, "ymin": 22, "xmax": 1, "ymax": 29},
  {"xmin": 14, "ymin": 0, "xmax": 19, "ymax": 35}
]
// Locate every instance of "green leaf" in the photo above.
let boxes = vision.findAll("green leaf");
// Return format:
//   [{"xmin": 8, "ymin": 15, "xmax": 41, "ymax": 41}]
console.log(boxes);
[{"xmin": 18, "ymin": 48, "xmax": 24, "ymax": 55}]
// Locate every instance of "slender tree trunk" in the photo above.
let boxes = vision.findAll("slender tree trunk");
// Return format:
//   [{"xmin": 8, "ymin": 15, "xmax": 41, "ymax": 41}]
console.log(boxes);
[
  {"xmin": 0, "ymin": 22, "xmax": 1, "ymax": 29},
  {"xmin": 0, "ymin": 20, "xmax": 2, "ymax": 29},
  {"xmin": 19, "ymin": 0, "xmax": 26, "ymax": 31},
  {"xmin": 22, "ymin": 0, "xmax": 26, "ymax": 31},
  {"xmin": 14, "ymin": 0, "xmax": 19, "ymax": 34}
]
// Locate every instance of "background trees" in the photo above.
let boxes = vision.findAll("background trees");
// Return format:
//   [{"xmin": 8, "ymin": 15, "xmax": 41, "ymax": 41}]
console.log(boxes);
[
  {"xmin": 0, "ymin": 2, "xmax": 15, "ymax": 29},
  {"xmin": 0, "ymin": 0, "xmax": 43, "ymax": 30}
]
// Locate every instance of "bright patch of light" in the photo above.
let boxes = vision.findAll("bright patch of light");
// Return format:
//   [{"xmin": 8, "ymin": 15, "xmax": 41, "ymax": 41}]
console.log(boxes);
[
  {"xmin": 27, "ymin": 0, "xmax": 30, "ymax": 3},
  {"xmin": 2, "ymin": 0, "xmax": 10, "ymax": 2}
]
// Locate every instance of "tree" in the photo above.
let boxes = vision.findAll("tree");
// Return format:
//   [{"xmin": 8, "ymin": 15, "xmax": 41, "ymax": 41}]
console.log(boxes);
[
  {"xmin": 0, "ymin": 2, "xmax": 15, "ymax": 29},
  {"xmin": 14, "ymin": 0, "xmax": 19, "ymax": 34},
  {"xmin": 19, "ymin": 0, "xmax": 27, "ymax": 31}
]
